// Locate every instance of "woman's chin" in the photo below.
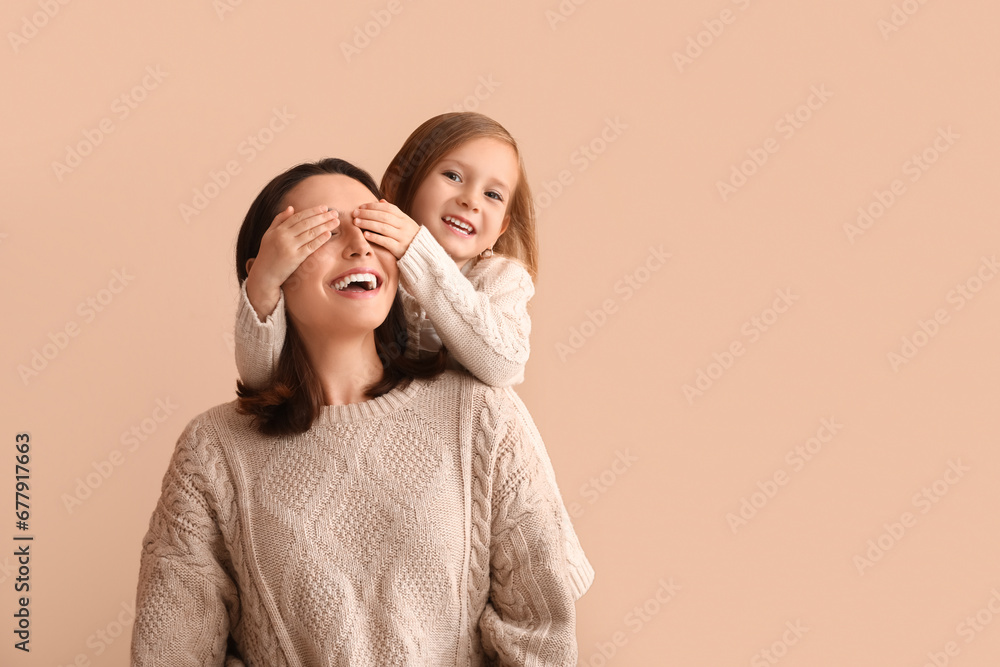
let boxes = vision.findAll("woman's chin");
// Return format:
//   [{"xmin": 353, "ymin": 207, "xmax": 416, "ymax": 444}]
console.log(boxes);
[{"xmin": 328, "ymin": 305, "xmax": 393, "ymax": 333}]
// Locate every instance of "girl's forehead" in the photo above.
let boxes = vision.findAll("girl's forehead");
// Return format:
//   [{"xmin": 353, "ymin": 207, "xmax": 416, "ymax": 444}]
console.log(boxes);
[{"xmin": 442, "ymin": 136, "xmax": 515, "ymax": 161}]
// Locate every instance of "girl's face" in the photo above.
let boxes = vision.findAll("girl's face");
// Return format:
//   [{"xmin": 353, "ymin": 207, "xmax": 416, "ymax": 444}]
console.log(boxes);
[
  {"xmin": 409, "ymin": 137, "xmax": 519, "ymax": 269},
  {"xmin": 281, "ymin": 174, "xmax": 399, "ymax": 339}
]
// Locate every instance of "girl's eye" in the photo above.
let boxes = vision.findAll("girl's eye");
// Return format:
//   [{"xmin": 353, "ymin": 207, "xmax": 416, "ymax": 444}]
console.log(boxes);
[
  {"xmin": 443, "ymin": 170, "xmax": 461, "ymax": 182},
  {"xmin": 486, "ymin": 191, "xmax": 503, "ymax": 202}
]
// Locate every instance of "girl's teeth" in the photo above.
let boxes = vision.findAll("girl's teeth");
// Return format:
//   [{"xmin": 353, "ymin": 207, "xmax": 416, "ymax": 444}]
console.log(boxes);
[{"xmin": 444, "ymin": 216, "xmax": 474, "ymax": 234}]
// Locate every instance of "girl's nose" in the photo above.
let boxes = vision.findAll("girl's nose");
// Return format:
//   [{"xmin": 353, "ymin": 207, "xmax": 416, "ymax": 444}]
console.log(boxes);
[{"xmin": 458, "ymin": 186, "xmax": 481, "ymax": 211}]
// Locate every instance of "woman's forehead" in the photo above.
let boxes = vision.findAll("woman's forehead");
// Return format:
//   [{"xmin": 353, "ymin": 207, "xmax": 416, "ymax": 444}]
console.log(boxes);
[{"xmin": 285, "ymin": 174, "xmax": 378, "ymax": 208}]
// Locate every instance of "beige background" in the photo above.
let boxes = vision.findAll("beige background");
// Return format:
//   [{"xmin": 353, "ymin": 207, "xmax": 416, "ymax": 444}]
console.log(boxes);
[{"xmin": 2, "ymin": 0, "xmax": 999, "ymax": 664}]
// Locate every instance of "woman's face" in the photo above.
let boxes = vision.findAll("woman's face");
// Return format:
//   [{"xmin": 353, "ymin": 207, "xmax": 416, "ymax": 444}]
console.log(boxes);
[{"xmin": 280, "ymin": 174, "xmax": 399, "ymax": 339}]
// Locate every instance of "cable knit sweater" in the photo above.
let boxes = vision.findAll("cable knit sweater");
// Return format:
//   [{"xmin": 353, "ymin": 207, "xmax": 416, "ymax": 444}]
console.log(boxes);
[
  {"xmin": 235, "ymin": 224, "xmax": 534, "ymax": 389},
  {"xmin": 130, "ymin": 370, "xmax": 595, "ymax": 666}
]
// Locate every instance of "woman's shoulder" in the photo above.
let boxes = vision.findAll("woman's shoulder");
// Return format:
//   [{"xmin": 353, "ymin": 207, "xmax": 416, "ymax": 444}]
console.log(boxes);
[
  {"xmin": 419, "ymin": 368, "xmax": 515, "ymax": 399},
  {"xmin": 180, "ymin": 400, "xmax": 251, "ymax": 433},
  {"xmin": 170, "ymin": 400, "xmax": 255, "ymax": 463},
  {"xmin": 417, "ymin": 371, "xmax": 534, "ymax": 436}
]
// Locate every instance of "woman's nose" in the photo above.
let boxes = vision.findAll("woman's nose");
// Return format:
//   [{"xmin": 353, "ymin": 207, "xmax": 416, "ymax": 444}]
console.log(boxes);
[{"xmin": 342, "ymin": 218, "xmax": 373, "ymax": 255}]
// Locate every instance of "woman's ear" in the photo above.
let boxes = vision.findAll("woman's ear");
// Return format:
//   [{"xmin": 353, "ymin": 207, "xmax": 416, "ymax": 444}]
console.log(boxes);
[{"xmin": 245, "ymin": 257, "xmax": 256, "ymax": 275}]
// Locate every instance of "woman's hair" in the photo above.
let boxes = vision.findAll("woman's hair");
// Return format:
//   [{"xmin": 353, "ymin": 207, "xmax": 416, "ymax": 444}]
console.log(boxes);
[
  {"xmin": 380, "ymin": 112, "xmax": 539, "ymax": 281},
  {"xmin": 234, "ymin": 157, "xmax": 447, "ymax": 436}
]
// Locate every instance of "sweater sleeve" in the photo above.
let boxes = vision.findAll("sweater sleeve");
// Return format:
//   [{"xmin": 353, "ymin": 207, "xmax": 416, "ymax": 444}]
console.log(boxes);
[
  {"xmin": 234, "ymin": 280, "xmax": 287, "ymax": 390},
  {"xmin": 131, "ymin": 418, "xmax": 238, "ymax": 666},
  {"xmin": 478, "ymin": 402, "xmax": 579, "ymax": 666},
  {"xmin": 396, "ymin": 225, "xmax": 533, "ymax": 387},
  {"xmin": 502, "ymin": 388, "xmax": 595, "ymax": 600}
]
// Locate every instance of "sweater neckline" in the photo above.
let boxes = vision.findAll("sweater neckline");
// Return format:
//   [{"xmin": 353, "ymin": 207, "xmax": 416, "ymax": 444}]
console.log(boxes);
[{"xmin": 314, "ymin": 376, "xmax": 426, "ymax": 424}]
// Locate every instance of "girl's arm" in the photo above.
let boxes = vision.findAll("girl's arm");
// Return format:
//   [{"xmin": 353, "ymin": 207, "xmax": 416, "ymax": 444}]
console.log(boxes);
[
  {"xmin": 131, "ymin": 419, "xmax": 237, "ymax": 665},
  {"xmin": 398, "ymin": 225, "xmax": 533, "ymax": 387},
  {"xmin": 234, "ymin": 280, "xmax": 287, "ymax": 390},
  {"xmin": 479, "ymin": 392, "xmax": 581, "ymax": 665},
  {"xmin": 234, "ymin": 204, "xmax": 336, "ymax": 389}
]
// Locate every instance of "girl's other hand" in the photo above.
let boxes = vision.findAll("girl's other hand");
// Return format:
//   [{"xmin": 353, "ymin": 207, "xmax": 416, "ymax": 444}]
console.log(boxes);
[{"xmin": 352, "ymin": 200, "xmax": 420, "ymax": 260}]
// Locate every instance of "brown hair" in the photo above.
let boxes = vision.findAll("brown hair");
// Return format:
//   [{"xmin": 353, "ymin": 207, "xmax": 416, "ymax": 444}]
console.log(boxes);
[
  {"xmin": 381, "ymin": 112, "xmax": 539, "ymax": 280},
  {"xmin": 234, "ymin": 158, "xmax": 447, "ymax": 436}
]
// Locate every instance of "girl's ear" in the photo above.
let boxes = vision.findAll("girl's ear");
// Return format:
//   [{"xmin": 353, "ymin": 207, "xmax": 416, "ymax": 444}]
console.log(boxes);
[{"xmin": 500, "ymin": 215, "xmax": 511, "ymax": 236}]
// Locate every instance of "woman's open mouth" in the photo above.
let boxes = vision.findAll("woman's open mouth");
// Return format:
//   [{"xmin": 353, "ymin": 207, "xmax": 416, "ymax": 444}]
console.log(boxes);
[{"xmin": 329, "ymin": 271, "xmax": 382, "ymax": 299}]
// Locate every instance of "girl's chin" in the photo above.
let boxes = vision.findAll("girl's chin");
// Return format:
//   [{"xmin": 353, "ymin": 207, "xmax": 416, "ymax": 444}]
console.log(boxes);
[{"xmin": 437, "ymin": 240, "xmax": 479, "ymax": 262}]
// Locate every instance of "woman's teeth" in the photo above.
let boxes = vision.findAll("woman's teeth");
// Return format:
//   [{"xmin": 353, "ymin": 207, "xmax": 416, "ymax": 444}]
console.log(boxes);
[
  {"xmin": 443, "ymin": 216, "xmax": 474, "ymax": 234},
  {"xmin": 333, "ymin": 273, "xmax": 378, "ymax": 291}
]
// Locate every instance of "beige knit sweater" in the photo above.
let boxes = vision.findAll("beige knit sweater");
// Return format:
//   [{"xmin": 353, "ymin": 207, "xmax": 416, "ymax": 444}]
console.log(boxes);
[
  {"xmin": 131, "ymin": 370, "xmax": 594, "ymax": 666},
  {"xmin": 235, "ymin": 224, "xmax": 535, "ymax": 389}
]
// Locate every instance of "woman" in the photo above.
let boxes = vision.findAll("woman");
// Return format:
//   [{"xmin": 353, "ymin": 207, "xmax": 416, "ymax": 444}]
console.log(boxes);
[{"xmin": 130, "ymin": 158, "xmax": 592, "ymax": 666}]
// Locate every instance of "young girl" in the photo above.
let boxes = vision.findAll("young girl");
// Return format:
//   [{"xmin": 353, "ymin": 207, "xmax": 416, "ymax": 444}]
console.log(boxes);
[{"xmin": 234, "ymin": 112, "xmax": 594, "ymax": 600}]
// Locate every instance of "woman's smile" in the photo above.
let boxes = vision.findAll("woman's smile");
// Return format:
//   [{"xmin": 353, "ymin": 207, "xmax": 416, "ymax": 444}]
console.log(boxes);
[{"xmin": 328, "ymin": 266, "xmax": 384, "ymax": 299}]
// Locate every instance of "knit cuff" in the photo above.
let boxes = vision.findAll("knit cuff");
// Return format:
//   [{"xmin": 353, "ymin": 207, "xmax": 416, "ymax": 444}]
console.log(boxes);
[
  {"xmin": 565, "ymin": 551, "xmax": 596, "ymax": 600},
  {"xmin": 236, "ymin": 280, "xmax": 286, "ymax": 335},
  {"xmin": 397, "ymin": 225, "xmax": 452, "ymax": 288}
]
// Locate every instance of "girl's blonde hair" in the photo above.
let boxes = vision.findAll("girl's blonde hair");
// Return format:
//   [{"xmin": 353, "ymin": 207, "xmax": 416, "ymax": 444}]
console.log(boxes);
[{"xmin": 381, "ymin": 112, "xmax": 538, "ymax": 281}]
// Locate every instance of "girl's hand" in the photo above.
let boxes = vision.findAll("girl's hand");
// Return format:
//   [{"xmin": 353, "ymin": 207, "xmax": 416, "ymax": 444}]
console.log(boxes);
[
  {"xmin": 352, "ymin": 200, "xmax": 420, "ymax": 260},
  {"xmin": 245, "ymin": 205, "xmax": 339, "ymax": 318}
]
